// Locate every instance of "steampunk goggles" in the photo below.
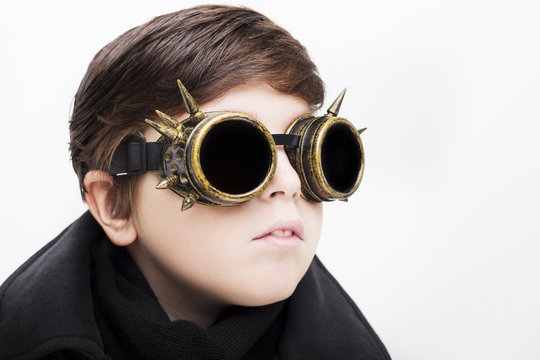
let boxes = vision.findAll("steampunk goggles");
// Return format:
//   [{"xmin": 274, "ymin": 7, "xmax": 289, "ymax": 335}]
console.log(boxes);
[{"xmin": 110, "ymin": 80, "xmax": 365, "ymax": 211}]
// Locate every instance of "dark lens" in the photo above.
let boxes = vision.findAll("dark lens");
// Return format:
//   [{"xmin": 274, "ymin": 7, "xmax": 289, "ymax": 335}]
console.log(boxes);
[
  {"xmin": 321, "ymin": 123, "xmax": 362, "ymax": 193},
  {"xmin": 200, "ymin": 120, "xmax": 272, "ymax": 194}
]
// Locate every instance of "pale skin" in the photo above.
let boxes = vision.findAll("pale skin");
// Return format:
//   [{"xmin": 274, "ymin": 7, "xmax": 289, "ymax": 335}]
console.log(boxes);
[{"xmin": 84, "ymin": 83, "xmax": 323, "ymax": 329}]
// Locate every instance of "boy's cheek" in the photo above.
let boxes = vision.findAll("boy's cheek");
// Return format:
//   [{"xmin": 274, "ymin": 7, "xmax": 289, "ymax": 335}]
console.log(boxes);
[
  {"xmin": 131, "ymin": 200, "xmax": 321, "ymax": 307},
  {"xmin": 133, "ymin": 227, "xmax": 318, "ymax": 307},
  {"xmin": 129, "ymin": 164, "xmax": 322, "ymax": 306}
]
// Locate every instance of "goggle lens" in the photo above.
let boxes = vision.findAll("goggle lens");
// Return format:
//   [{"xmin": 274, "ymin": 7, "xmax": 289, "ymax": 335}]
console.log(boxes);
[
  {"xmin": 200, "ymin": 120, "xmax": 272, "ymax": 195},
  {"xmin": 321, "ymin": 122, "xmax": 362, "ymax": 194}
]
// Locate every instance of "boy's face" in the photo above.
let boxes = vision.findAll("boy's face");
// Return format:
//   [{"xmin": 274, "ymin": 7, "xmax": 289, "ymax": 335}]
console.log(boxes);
[{"xmin": 128, "ymin": 83, "xmax": 323, "ymax": 308}]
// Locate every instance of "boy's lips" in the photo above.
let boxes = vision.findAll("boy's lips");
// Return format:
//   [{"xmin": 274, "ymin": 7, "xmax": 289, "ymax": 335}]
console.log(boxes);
[{"xmin": 253, "ymin": 219, "xmax": 304, "ymax": 241}]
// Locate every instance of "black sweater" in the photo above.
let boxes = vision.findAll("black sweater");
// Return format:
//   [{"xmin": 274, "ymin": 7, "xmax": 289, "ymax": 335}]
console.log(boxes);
[{"xmin": 0, "ymin": 211, "xmax": 391, "ymax": 360}]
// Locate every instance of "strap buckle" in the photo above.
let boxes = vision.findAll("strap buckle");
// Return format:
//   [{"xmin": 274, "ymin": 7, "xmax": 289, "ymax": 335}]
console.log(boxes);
[{"xmin": 109, "ymin": 137, "xmax": 147, "ymax": 176}]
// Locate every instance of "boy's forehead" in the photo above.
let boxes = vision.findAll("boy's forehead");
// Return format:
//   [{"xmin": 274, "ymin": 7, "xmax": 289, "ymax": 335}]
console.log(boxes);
[
  {"xmin": 197, "ymin": 83, "xmax": 312, "ymax": 132},
  {"xmin": 143, "ymin": 82, "xmax": 311, "ymax": 143}
]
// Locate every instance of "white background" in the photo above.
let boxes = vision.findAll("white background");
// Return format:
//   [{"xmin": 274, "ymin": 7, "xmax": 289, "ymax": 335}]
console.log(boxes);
[{"xmin": 1, "ymin": 1, "xmax": 539, "ymax": 359}]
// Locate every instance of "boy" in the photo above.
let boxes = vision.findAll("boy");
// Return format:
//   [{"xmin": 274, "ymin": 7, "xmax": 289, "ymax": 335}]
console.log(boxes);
[{"xmin": 0, "ymin": 5, "xmax": 390, "ymax": 360}]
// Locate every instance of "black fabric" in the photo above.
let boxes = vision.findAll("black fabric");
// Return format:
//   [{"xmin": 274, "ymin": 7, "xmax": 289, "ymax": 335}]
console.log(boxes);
[
  {"xmin": 90, "ymin": 238, "xmax": 284, "ymax": 360},
  {"xmin": 0, "ymin": 211, "xmax": 391, "ymax": 360},
  {"xmin": 0, "ymin": 212, "xmax": 104, "ymax": 360},
  {"xmin": 109, "ymin": 139, "xmax": 162, "ymax": 176}
]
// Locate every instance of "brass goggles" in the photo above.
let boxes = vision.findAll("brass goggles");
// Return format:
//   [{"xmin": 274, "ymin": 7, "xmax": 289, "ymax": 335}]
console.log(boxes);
[{"xmin": 110, "ymin": 80, "xmax": 365, "ymax": 211}]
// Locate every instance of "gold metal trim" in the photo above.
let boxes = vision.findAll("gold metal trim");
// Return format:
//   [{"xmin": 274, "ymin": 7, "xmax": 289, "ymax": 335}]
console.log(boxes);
[
  {"xmin": 310, "ymin": 117, "xmax": 364, "ymax": 200},
  {"xmin": 185, "ymin": 112, "xmax": 277, "ymax": 205},
  {"xmin": 284, "ymin": 90, "xmax": 365, "ymax": 202}
]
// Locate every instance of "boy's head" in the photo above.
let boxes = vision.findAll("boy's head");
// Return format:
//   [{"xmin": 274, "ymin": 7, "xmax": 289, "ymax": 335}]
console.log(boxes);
[
  {"xmin": 72, "ymin": 5, "xmax": 327, "ymax": 314},
  {"xmin": 70, "ymin": 5, "xmax": 324, "ymax": 218}
]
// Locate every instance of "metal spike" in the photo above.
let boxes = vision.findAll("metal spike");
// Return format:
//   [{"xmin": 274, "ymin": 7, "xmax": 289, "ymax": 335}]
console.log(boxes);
[
  {"xmin": 340, "ymin": 198, "xmax": 349, "ymax": 203},
  {"xmin": 155, "ymin": 110, "xmax": 178, "ymax": 128},
  {"xmin": 181, "ymin": 192, "xmax": 198, "ymax": 211},
  {"xmin": 155, "ymin": 175, "xmax": 178, "ymax": 189},
  {"xmin": 177, "ymin": 79, "xmax": 204, "ymax": 124},
  {"xmin": 326, "ymin": 88, "xmax": 347, "ymax": 116},
  {"xmin": 156, "ymin": 178, "xmax": 169, "ymax": 189},
  {"xmin": 358, "ymin": 127, "xmax": 367, "ymax": 134},
  {"xmin": 145, "ymin": 119, "xmax": 178, "ymax": 140}
]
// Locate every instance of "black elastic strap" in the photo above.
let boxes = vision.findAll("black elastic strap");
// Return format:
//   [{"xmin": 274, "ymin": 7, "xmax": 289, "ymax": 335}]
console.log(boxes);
[
  {"xmin": 109, "ymin": 137, "xmax": 162, "ymax": 176},
  {"xmin": 272, "ymin": 134, "xmax": 300, "ymax": 146}
]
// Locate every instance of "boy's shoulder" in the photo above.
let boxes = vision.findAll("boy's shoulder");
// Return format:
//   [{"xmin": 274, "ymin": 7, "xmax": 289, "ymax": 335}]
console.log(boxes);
[{"xmin": 0, "ymin": 212, "xmax": 106, "ymax": 360}]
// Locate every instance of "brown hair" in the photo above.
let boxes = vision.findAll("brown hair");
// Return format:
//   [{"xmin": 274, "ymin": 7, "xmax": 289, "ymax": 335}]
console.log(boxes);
[{"xmin": 70, "ymin": 5, "xmax": 325, "ymax": 218}]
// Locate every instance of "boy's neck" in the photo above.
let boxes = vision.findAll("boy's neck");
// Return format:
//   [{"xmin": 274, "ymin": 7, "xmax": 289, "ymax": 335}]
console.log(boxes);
[
  {"xmin": 157, "ymin": 296, "xmax": 225, "ymax": 330},
  {"xmin": 126, "ymin": 241, "xmax": 227, "ymax": 330}
]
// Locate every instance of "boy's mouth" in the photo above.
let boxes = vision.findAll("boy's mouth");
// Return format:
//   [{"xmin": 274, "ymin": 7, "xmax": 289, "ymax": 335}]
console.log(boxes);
[{"xmin": 253, "ymin": 220, "xmax": 304, "ymax": 249}]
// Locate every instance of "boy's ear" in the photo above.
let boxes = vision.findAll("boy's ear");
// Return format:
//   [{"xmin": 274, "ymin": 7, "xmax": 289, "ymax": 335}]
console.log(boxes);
[{"xmin": 83, "ymin": 170, "xmax": 137, "ymax": 246}]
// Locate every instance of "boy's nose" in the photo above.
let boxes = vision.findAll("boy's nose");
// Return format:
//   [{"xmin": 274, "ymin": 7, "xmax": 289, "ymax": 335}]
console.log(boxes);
[{"xmin": 259, "ymin": 147, "xmax": 301, "ymax": 201}]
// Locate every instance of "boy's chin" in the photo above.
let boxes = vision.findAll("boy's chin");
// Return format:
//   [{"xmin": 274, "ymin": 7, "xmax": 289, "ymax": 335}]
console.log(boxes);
[
  {"xmin": 226, "ymin": 278, "xmax": 300, "ymax": 307},
  {"xmin": 224, "ymin": 256, "xmax": 313, "ymax": 307},
  {"xmin": 235, "ymin": 293, "xmax": 296, "ymax": 308}
]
